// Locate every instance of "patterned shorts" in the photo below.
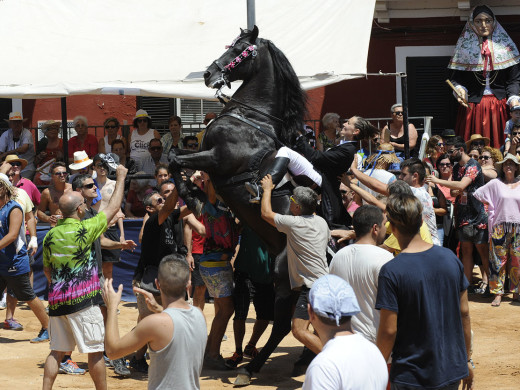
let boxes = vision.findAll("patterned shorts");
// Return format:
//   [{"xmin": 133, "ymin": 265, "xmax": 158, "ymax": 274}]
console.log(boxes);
[{"xmin": 199, "ymin": 262, "xmax": 233, "ymax": 298}]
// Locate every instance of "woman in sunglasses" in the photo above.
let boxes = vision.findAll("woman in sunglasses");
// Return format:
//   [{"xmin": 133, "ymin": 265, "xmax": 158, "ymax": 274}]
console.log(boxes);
[
  {"xmin": 479, "ymin": 146, "xmax": 503, "ymax": 183},
  {"xmin": 423, "ymin": 135, "xmax": 445, "ymax": 175},
  {"xmin": 98, "ymin": 117, "xmax": 126, "ymax": 155},
  {"xmin": 129, "ymin": 110, "xmax": 160, "ymax": 166},
  {"xmin": 381, "ymin": 103, "xmax": 418, "ymax": 158}
]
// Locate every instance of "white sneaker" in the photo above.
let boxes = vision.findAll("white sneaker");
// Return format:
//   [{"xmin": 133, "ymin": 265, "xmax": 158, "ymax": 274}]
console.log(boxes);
[{"xmin": 0, "ymin": 301, "xmax": 6, "ymax": 310}]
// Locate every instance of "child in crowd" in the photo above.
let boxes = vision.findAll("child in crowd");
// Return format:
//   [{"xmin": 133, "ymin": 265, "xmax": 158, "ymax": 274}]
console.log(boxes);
[{"xmin": 503, "ymin": 103, "xmax": 520, "ymax": 155}]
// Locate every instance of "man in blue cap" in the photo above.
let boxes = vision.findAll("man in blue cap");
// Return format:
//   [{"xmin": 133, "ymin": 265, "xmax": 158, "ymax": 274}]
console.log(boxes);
[{"xmin": 303, "ymin": 274, "xmax": 388, "ymax": 390}]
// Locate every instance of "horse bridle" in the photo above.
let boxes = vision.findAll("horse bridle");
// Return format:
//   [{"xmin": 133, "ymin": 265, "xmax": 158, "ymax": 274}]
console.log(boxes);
[{"xmin": 211, "ymin": 39, "xmax": 258, "ymax": 89}]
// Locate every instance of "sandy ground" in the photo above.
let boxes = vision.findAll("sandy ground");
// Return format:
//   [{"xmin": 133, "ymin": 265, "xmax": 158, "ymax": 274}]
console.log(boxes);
[{"xmin": 1, "ymin": 287, "xmax": 520, "ymax": 389}]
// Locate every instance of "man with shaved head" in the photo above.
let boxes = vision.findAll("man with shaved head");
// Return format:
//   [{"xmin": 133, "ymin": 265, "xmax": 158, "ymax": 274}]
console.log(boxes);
[{"xmin": 42, "ymin": 165, "xmax": 128, "ymax": 390}]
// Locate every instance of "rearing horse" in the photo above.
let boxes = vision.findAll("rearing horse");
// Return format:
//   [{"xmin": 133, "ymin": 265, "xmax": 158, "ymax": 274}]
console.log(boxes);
[{"xmin": 169, "ymin": 26, "xmax": 307, "ymax": 382}]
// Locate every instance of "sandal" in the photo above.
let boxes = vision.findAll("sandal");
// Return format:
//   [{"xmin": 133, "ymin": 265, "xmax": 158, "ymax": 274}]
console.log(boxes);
[
  {"xmin": 475, "ymin": 282, "xmax": 488, "ymax": 295},
  {"xmin": 491, "ymin": 295, "xmax": 502, "ymax": 307}
]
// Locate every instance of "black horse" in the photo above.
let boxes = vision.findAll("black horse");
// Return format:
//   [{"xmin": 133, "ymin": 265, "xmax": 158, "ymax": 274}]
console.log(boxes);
[{"xmin": 169, "ymin": 26, "xmax": 307, "ymax": 383}]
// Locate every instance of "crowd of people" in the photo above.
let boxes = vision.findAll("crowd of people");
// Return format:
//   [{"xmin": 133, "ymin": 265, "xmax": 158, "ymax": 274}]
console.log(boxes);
[{"xmin": 4, "ymin": 100, "xmax": 511, "ymax": 390}]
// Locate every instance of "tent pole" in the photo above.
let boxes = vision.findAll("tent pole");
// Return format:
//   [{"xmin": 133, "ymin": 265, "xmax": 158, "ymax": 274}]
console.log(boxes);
[
  {"xmin": 61, "ymin": 97, "xmax": 69, "ymax": 166},
  {"xmin": 247, "ymin": 0, "xmax": 255, "ymax": 30},
  {"xmin": 400, "ymin": 73, "xmax": 410, "ymax": 159}
]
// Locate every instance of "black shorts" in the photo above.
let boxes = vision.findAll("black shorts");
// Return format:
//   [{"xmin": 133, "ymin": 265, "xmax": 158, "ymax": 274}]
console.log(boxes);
[
  {"xmin": 101, "ymin": 225, "xmax": 121, "ymax": 263},
  {"xmin": 0, "ymin": 273, "xmax": 36, "ymax": 302},
  {"xmin": 191, "ymin": 253, "xmax": 205, "ymax": 287},
  {"xmin": 457, "ymin": 225, "xmax": 488, "ymax": 245},
  {"xmin": 233, "ymin": 271, "xmax": 274, "ymax": 321},
  {"xmin": 291, "ymin": 286, "xmax": 310, "ymax": 321}
]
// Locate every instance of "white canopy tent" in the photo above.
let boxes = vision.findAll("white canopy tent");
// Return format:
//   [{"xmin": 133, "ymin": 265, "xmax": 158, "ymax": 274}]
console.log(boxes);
[{"xmin": 0, "ymin": 0, "xmax": 376, "ymax": 99}]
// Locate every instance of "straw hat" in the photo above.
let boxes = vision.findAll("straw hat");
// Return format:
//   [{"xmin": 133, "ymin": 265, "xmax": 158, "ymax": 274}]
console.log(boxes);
[
  {"xmin": 465, "ymin": 134, "xmax": 490, "ymax": 149},
  {"xmin": 69, "ymin": 151, "xmax": 93, "ymax": 170},
  {"xmin": 4, "ymin": 111, "xmax": 28, "ymax": 123},
  {"xmin": 4, "ymin": 154, "xmax": 28, "ymax": 170},
  {"xmin": 41, "ymin": 120, "xmax": 61, "ymax": 133},
  {"xmin": 364, "ymin": 143, "xmax": 401, "ymax": 169},
  {"xmin": 495, "ymin": 153, "xmax": 520, "ymax": 176}
]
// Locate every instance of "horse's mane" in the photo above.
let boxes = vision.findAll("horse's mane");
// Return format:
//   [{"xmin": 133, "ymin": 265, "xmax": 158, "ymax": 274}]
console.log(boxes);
[{"xmin": 262, "ymin": 39, "xmax": 307, "ymax": 146}]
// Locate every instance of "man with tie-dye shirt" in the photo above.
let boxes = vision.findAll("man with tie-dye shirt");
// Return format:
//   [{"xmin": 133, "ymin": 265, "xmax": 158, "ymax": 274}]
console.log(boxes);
[{"xmin": 42, "ymin": 165, "xmax": 127, "ymax": 390}]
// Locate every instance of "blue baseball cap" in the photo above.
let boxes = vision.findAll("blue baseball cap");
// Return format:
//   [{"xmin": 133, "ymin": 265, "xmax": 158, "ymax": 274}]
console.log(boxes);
[{"xmin": 309, "ymin": 274, "xmax": 360, "ymax": 326}]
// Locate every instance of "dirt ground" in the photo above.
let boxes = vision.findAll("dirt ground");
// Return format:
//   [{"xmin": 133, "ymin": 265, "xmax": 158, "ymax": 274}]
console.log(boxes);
[{"xmin": 1, "ymin": 287, "xmax": 520, "ymax": 389}]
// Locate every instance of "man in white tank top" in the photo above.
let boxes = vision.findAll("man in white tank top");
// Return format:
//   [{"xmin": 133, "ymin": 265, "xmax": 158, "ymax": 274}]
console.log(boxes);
[{"xmin": 104, "ymin": 254, "xmax": 207, "ymax": 390}]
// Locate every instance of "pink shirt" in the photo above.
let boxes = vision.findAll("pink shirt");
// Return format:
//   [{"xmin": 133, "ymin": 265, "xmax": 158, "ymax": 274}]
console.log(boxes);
[
  {"xmin": 15, "ymin": 178, "xmax": 40, "ymax": 206},
  {"xmin": 473, "ymin": 178, "xmax": 520, "ymax": 237}
]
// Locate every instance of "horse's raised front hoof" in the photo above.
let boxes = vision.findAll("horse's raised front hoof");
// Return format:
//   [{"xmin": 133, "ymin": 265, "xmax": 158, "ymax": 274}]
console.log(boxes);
[{"xmin": 233, "ymin": 370, "xmax": 252, "ymax": 387}]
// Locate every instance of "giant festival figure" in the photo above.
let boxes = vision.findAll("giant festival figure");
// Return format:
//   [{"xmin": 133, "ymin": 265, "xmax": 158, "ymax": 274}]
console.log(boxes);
[{"xmin": 448, "ymin": 5, "xmax": 520, "ymax": 148}]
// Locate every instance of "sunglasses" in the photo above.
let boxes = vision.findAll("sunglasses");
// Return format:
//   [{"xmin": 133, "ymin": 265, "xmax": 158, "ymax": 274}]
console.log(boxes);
[
  {"xmin": 156, "ymin": 197, "xmax": 165, "ymax": 205},
  {"xmin": 10, "ymin": 162, "xmax": 21, "ymax": 167},
  {"xmin": 340, "ymin": 190, "xmax": 347, "ymax": 195},
  {"xmin": 290, "ymin": 195, "xmax": 299, "ymax": 206},
  {"xmin": 436, "ymin": 143, "xmax": 445, "ymax": 147},
  {"xmin": 447, "ymin": 148, "xmax": 458, "ymax": 155},
  {"xmin": 438, "ymin": 162, "xmax": 452, "ymax": 167},
  {"xmin": 471, "ymin": 140, "xmax": 485, "ymax": 146},
  {"xmin": 516, "ymin": 150, "xmax": 520, "ymax": 154},
  {"xmin": 105, "ymin": 125, "xmax": 118, "ymax": 129},
  {"xmin": 393, "ymin": 111, "xmax": 403, "ymax": 116},
  {"xmin": 479, "ymin": 155, "xmax": 491, "ymax": 161},
  {"xmin": 149, "ymin": 146, "xmax": 162, "ymax": 151},
  {"xmin": 187, "ymin": 143, "xmax": 199, "ymax": 148},
  {"xmin": 137, "ymin": 118, "xmax": 148, "ymax": 123},
  {"xmin": 95, "ymin": 163, "xmax": 106, "ymax": 168},
  {"xmin": 82, "ymin": 182, "xmax": 96, "ymax": 189},
  {"xmin": 53, "ymin": 171, "xmax": 68, "ymax": 176},
  {"xmin": 512, "ymin": 132, "xmax": 520, "ymax": 136}
]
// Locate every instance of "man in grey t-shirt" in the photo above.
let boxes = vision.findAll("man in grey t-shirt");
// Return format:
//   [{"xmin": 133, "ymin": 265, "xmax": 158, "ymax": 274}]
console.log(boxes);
[
  {"xmin": 260, "ymin": 174, "xmax": 330, "ymax": 357},
  {"xmin": 104, "ymin": 254, "xmax": 207, "ymax": 390}
]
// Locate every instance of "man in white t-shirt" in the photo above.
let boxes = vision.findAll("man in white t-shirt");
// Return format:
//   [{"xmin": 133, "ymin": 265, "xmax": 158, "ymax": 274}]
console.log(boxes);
[
  {"xmin": 329, "ymin": 205, "xmax": 393, "ymax": 343},
  {"xmin": 303, "ymin": 274, "xmax": 388, "ymax": 390},
  {"xmin": 260, "ymin": 175, "xmax": 329, "ymax": 356}
]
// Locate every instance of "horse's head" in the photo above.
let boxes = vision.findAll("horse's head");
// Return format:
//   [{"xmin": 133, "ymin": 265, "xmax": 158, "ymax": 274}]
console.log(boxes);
[{"xmin": 204, "ymin": 26, "xmax": 260, "ymax": 89}]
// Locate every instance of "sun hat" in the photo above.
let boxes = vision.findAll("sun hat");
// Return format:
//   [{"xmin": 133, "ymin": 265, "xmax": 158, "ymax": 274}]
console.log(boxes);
[
  {"xmin": 41, "ymin": 120, "xmax": 61, "ymax": 133},
  {"xmin": 495, "ymin": 153, "xmax": 520, "ymax": 176},
  {"xmin": 0, "ymin": 173, "xmax": 12, "ymax": 187},
  {"xmin": 308, "ymin": 274, "xmax": 360, "ymax": 326},
  {"xmin": 4, "ymin": 154, "xmax": 28, "ymax": 170},
  {"xmin": 133, "ymin": 109, "xmax": 151, "ymax": 121},
  {"xmin": 69, "ymin": 151, "xmax": 93, "ymax": 170},
  {"xmin": 4, "ymin": 111, "xmax": 28, "ymax": 123},
  {"xmin": 465, "ymin": 134, "xmax": 490, "ymax": 149},
  {"xmin": 364, "ymin": 143, "xmax": 401, "ymax": 170}
]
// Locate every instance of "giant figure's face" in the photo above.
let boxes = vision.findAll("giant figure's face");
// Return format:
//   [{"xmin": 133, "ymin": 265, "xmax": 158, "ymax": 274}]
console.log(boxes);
[{"xmin": 473, "ymin": 12, "xmax": 494, "ymax": 38}]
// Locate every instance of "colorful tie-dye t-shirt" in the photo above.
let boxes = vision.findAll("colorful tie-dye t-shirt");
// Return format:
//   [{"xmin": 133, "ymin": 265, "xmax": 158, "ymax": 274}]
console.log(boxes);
[{"xmin": 43, "ymin": 212, "xmax": 107, "ymax": 316}]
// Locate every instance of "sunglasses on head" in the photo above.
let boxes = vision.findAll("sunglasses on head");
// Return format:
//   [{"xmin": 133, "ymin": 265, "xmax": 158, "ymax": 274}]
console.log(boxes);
[
  {"xmin": 82, "ymin": 182, "xmax": 96, "ymax": 189},
  {"xmin": 290, "ymin": 195, "xmax": 299, "ymax": 206}
]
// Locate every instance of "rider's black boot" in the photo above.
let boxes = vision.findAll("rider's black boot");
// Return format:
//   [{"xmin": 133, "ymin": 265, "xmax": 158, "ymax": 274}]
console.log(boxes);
[{"xmin": 245, "ymin": 157, "xmax": 290, "ymax": 204}]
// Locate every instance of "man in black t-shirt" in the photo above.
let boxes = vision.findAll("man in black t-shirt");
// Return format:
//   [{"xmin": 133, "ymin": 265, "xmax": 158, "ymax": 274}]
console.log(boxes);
[{"xmin": 131, "ymin": 187, "xmax": 192, "ymax": 373}]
